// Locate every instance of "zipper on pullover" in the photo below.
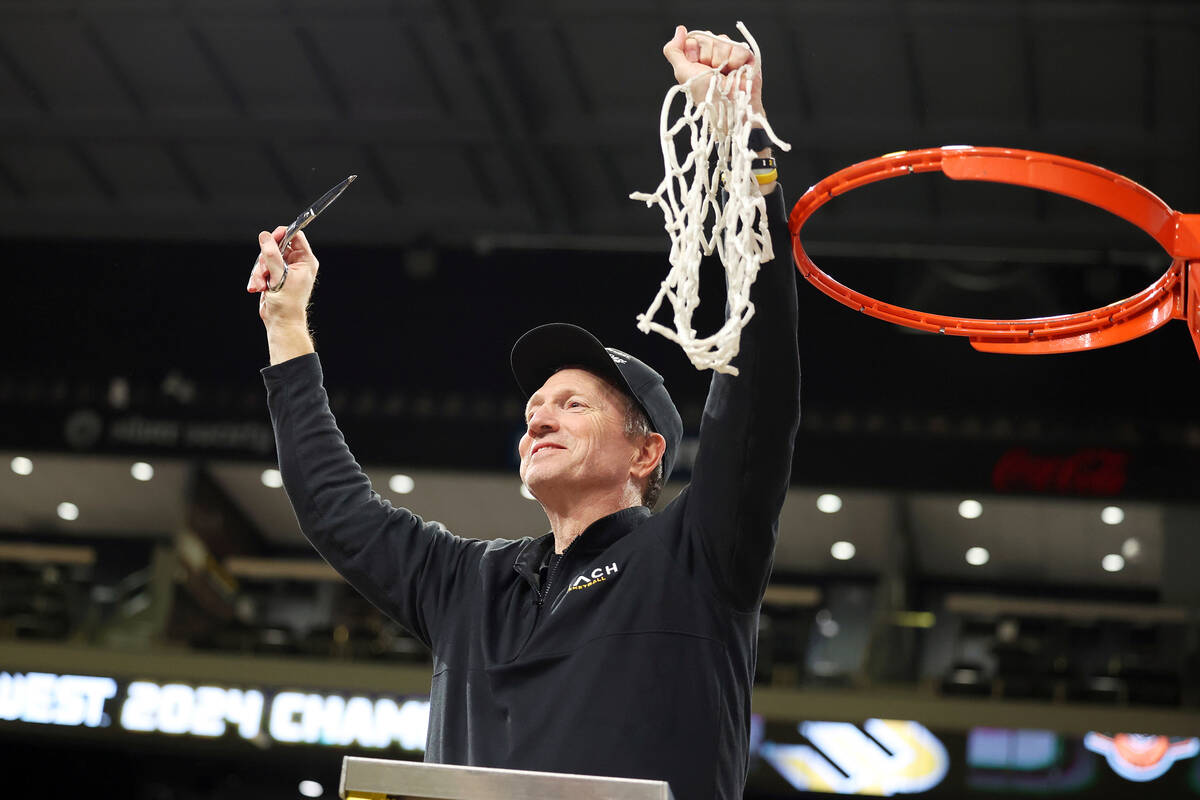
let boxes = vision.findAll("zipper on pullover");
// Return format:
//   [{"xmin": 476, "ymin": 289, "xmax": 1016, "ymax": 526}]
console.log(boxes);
[{"xmin": 538, "ymin": 551, "xmax": 564, "ymax": 606}]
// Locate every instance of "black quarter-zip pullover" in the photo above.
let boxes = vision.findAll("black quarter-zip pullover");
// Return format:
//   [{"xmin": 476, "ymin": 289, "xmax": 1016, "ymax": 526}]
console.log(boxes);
[{"xmin": 263, "ymin": 188, "xmax": 800, "ymax": 799}]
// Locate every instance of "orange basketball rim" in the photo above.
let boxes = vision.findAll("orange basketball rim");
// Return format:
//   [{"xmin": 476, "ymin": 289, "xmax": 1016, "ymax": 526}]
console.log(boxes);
[{"xmin": 788, "ymin": 146, "xmax": 1200, "ymax": 357}]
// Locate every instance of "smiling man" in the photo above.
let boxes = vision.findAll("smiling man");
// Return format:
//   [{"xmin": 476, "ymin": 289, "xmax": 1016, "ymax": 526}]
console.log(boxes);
[
  {"xmin": 520, "ymin": 367, "xmax": 661, "ymax": 521},
  {"xmin": 514, "ymin": 334, "xmax": 678, "ymax": 556},
  {"xmin": 247, "ymin": 26, "xmax": 800, "ymax": 800}
]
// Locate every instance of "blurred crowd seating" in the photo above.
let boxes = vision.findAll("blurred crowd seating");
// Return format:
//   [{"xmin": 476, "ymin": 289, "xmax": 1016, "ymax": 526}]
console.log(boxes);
[
  {"xmin": 2, "ymin": 536, "xmax": 1197, "ymax": 711},
  {"xmin": 936, "ymin": 592, "xmax": 1194, "ymax": 707}
]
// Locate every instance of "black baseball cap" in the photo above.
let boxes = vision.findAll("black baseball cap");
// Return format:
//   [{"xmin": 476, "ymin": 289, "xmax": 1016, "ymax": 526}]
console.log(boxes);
[{"xmin": 511, "ymin": 323, "xmax": 683, "ymax": 482}]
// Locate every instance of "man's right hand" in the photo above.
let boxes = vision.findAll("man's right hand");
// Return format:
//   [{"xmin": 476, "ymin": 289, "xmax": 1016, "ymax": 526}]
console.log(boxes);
[{"xmin": 247, "ymin": 227, "xmax": 318, "ymax": 365}]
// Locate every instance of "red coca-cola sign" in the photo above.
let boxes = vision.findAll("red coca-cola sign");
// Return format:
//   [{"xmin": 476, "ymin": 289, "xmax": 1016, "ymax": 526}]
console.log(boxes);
[{"xmin": 992, "ymin": 447, "xmax": 1128, "ymax": 495}]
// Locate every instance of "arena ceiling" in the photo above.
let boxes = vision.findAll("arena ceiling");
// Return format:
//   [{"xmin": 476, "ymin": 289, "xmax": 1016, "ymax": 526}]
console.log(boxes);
[{"xmin": 1, "ymin": 0, "xmax": 1198, "ymax": 254}]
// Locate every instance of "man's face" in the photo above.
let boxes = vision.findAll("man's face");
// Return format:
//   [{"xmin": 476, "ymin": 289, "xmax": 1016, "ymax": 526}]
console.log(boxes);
[{"xmin": 518, "ymin": 368, "xmax": 637, "ymax": 500}]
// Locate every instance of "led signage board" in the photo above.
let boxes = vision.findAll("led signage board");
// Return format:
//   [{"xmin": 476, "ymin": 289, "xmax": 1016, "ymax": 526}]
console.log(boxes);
[
  {"xmin": 750, "ymin": 720, "xmax": 1200, "ymax": 797},
  {"xmin": 7, "ymin": 670, "xmax": 1200, "ymax": 797},
  {"xmin": 1, "ymin": 670, "xmax": 430, "ymax": 753},
  {"xmin": 1083, "ymin": 732, "xmax": 1200, "ymax": 782},
  {"xmin": 0, "ymin": 671, "xmax": 117, "ymax": 728},
  {"xmin": 759, "ymin": 719, "xmax": 950, "ymax": 796}
]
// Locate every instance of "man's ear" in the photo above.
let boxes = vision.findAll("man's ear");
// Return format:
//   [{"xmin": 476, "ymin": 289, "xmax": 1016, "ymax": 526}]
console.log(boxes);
[{"xmin": 631, "ymin": 432, "xmax": 667, "ymax": 480}]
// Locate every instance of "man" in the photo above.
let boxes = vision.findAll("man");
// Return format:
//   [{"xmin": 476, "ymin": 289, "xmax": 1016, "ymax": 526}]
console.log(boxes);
[{"xmin": 247, "ymin": 26, "xmax": 799, "ymax": 800}]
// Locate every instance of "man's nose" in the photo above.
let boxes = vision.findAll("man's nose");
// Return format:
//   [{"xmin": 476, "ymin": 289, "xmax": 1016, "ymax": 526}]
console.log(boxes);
[{"xmin": 526, "ymin": 405, "xmax": 558, "ymax": 434}]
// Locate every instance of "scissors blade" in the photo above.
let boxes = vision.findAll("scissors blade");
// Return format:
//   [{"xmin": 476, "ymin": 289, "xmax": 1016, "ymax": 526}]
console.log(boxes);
[
  {"xmin": 280, "ymin": 174, "xmax": 358, "ymax": 248},
  {"xmin": 308, "ymin": 173, "xmax": 357, "ymax": 219}
]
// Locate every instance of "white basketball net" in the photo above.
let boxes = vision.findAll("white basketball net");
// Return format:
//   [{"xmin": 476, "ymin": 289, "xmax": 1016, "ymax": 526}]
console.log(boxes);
[{"xmin": 630, "ymin": 21, "xmax": 790, "ymax": 375}]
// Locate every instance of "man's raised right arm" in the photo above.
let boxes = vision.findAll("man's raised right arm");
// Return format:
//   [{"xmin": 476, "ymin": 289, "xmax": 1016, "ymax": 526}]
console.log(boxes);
[{"xmin": 247, "ymin": 229, "xmax": 480, "ymax": 647}]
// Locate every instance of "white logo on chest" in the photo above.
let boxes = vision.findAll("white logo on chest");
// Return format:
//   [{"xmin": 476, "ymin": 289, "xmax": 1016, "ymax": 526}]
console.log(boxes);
[{"xmin": 568, "ymin": 561, "xmax": 619, "ymax": 592}]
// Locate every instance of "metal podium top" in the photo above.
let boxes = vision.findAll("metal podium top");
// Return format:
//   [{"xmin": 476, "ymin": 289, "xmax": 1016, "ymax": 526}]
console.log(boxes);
[{"xmin": 340, "ymin": 756, "xmax": 675, "ymax": 800}]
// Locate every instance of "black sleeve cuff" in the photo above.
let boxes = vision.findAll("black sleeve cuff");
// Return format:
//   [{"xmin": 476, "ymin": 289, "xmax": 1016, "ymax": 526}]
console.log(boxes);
[{"xmin": 261, "ymin": 351, "xmax": 323, "ymax": 391}]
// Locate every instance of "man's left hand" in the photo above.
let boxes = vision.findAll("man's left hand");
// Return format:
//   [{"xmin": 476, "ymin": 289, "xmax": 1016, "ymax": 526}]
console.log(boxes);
[{"xmin": 662, "ymin": 25, "xmax": 764, "ymax": 115}]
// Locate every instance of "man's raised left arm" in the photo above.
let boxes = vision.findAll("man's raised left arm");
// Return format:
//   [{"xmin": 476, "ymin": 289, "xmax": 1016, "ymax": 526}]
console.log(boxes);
[{"xmin": 664, "ymin": 25, "xmax": 801, "ymax": 610}]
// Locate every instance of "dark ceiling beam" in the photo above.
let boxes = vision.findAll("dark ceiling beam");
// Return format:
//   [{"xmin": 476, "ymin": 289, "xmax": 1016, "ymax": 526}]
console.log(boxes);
[
  {"xmin": 186, "ymin": 24, "xmax": 248, "ymax": 116},
  {"xmin": 543, "ymin": 20, "xmax": 593, "ymax": 116},
  {"xmin": 896, "ymin": 3, "xmax": 926, "ymax": 130},
  {"xmin": 0, "ymin": 205, "xmax": 517, "ymax": 245},
  {"xmin": 1017, "ymin": 6, "xmax": 1048, "ymax": 226},
  {"xmin": 69, "ymin": 144, "xmax": 118, "ymax": 201},
  {"xmin": 1018, "ymin": 4, "xmax": 1040, "ymax": 131},
  {"xmin": 0, "ymin": 0, "xmax": 1189, "ymax": 29},
  {"xmin": 259, "ymin": 142, "xmax": 305, "ymax": 206},
  {"xmin": 75, "ymin": 16, "xmax": 162, "ymax": 204},
  {"xmin": 398, "ymin": 17, "xmax": 487, "ymax": 208},
  {"xmin": 530, "ymin": 0, "xmax": 1194, "ymax": 22},
  {"xmin": 0, "ymin": 199, "xmax": 1167, "ymax": 268},
  {"xmin": 162, "ymin": 140, "xmax": 213, "ymax": 204},
  {"xmin": 476, "ymin": 0, "xmax": 1192, "ymax": 18},
  {"xmin": 362, "ymin": 143, "xmax": 404, "ymax": 207},
  {"xmin": 293, "ymin": 24, "xmax": 351, "ymax": 119},
  {"xmin": 782, "ymin": 19, "xmax": 815, "ymax": 121},
  {"xmin": 71, "ymin": 14, "xmax": 209, "ymax": 203},
  {"xmin": 891, "ymin": 2, "xmax": 939, "ymax": 224},
  {"xmin": 399, "ymin": 19, "xmax": 453, "ymax": 117},
  {"xmin": 78, "ymin": 17, "xmax": 146, "ymax": 115},
  {"xmin": 0, "ymin": 117, "xmax": 475, "ymax": 143},
  {"xmin": 289, "ymin": 21, "xmax": 405, "ymax": 206},
  {"xmin": 0, "ymin": 157, "xmax": 26, "ymax": 198},
  {"xmin": 4, "ymin": 116, "xmax": 1195, "ymax": 161},
  {"xmin": 1142, "ymin": 14, "xmax": 1157, "ymax": 133},
  {"xmin": 0, "ymin": 0, "xmax": 429, "ymax": 18},
  {"xmin": 0, "ymin": 0, "xmax": 1186, "ymax": 13},
  {"xmin": 594, "ymin": 147, "xmax": 630, "ymax": 210},
  {"xmin": 0, "ymin": 39, "xmax": 50, "ymax": 113},
  {"xmin": 437, "ymin": 0, "xmax": 571, "ymax": 232}
]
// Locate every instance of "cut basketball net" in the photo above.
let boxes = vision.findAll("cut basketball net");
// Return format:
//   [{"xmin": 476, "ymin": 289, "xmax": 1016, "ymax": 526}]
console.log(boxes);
[{"xmin": 631, "ymin": 22, "xmax": 790, "ymax": 374}]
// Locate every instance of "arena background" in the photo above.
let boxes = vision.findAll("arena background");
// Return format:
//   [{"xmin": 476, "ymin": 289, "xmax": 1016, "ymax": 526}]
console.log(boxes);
[{"xmin": 3, "ymin": 1, "xmax": 1200, "ymax": 797}]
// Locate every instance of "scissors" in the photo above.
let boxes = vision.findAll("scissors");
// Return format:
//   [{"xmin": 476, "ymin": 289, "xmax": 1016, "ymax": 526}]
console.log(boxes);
[{"xmin": 267, "ymin": 174, "xmax": 357, "ymax": 292}]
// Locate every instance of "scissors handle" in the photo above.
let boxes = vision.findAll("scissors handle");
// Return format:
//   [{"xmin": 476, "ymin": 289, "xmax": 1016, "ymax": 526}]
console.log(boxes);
[{"xmin": 277, "ymin": 214, "xmax": 309, "ymax": 255}]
